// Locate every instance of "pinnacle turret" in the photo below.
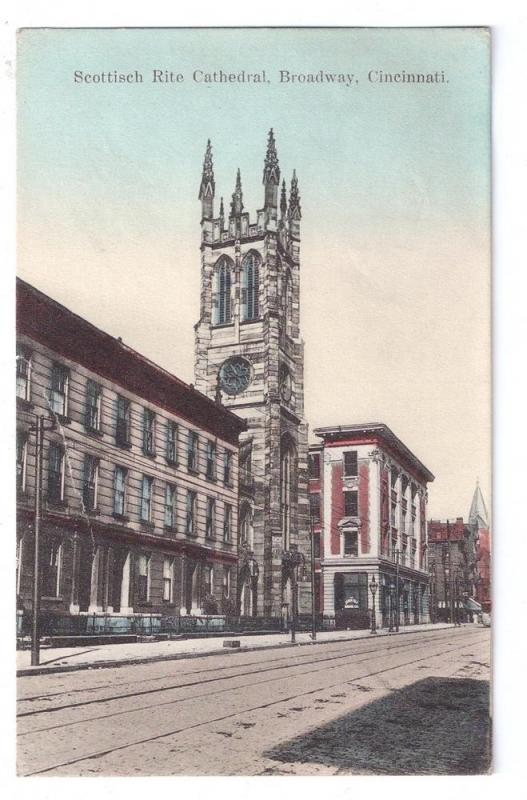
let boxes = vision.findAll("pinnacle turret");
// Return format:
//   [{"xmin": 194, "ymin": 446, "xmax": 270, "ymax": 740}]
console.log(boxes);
[
  {"xmin": 230, "ymin": 168, "xmax": 244, "ymax": 217},
  {"xmin": 263, "ymin": 128, "xmax": 280, "ymax": 185},
  {"xmin": 288, "ymin": 170, "xmax": 301, "ymax": 221},
  {"xmin": 199, "ymin": 139, "xmax": 215, "ymax": 219},
  {"xmin": 280, "ymin": 179, "xmax": 288, "ymax": 218}
]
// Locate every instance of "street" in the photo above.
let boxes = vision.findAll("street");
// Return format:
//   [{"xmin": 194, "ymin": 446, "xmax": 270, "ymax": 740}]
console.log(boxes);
[{"xmin": 17, "ymin": 626, "xmax": 491, "ymax": 776}]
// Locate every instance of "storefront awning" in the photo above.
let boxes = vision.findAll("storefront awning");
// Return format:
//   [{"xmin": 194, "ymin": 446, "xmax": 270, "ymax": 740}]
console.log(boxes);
[{"xmin": 464, "ymin": 598, "xmax": 482, "ymax": 612}]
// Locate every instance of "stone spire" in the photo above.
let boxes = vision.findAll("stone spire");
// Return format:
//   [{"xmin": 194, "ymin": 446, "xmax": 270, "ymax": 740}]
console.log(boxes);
[
  {"xmin": 468, "ymin": 482, "xmax": 489, "ymax": 529},
  {"xmin": 288, "ymin": 170, "xmax": 302, "ymax": 223},
  {"xmin": 263, "ymin": 128, "xmax": 280, "ymax": 214},
  {"xmin": 230, "ymin": 168, "xmax": 244, "ymax": 217},
  {"xmin": 280, "ymin": 179, "xmax": 288, "ymax": 219},
  {"xmin": 199, "ymin": 139, "xmax": 215, "ymax": 219},
  {"xmin": 219, "ymin": 196, "xmax": 225, "ymax": 229}
]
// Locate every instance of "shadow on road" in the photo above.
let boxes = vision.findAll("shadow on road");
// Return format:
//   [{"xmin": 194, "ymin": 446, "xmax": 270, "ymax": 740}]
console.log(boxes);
[{"xmin": 264, "ymin": 677, "xmax": 491, "ymax": 775}]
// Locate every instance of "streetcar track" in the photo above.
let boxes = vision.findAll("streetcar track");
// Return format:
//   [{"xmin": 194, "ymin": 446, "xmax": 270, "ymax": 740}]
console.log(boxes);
[
  {"xmin": 17, "ymin": 630, "xmax": 485, "ymax": 719},
  {"xmin": 19, "ymin": 636, "xmax": 487, "ymax": 736},
  {"xmin": 17, "ymin": 627, "xmax": 469, "ymax": 701},
  {"xmin": 20, "ymin": 637, "xmax": 484, "ymax": 777}
]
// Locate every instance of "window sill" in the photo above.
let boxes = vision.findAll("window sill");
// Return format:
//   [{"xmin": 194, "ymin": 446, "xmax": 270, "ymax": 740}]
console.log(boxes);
[
  {"xmin": 165, "ymin": 458, "xmax": 179, "ymax": 468},
  {"xmin": 116, "ymin": 439, "xmax": 132, "ymax": 450},
  {"xmin": 164, "ymin": 525, "xmax": 177, "ymax": 534},
  {"xmin": 240, "ymin": 318, "xmax": 261, "ymax": 325},
  {"xmin": 56, "ymin": 415, "xmax": 71, "ymax": 425},
  {"xmin": 140, "ymin": 521, "xmax": 155, "ymax": 530},
  {"xmin": 212, "ymin": 322, "xmax": 234, "ymax": 329},
  {"xmin": 41, "ymin": 596, "xmax": 63, "ymax": 602},
  {"xmin": 85, "ymin": 427, "xmax": 103, "ymax": 438},
  {"xmin": 112, "ymin": 513, "xmax": 130, "ymax": 523},
  {"xmin": 142, "ymin": 451, "xmax": 157, "ymax": 460},
  {"xmin": 187, "ymin": 467, "xmax": 200, "ymax": 476},
  {"xmin": 46, "ymin": 498, "xmax": 68, "ymax": 511},
  {"xmin": 206, "ymin": 474, "xmax": 217, "ymax": 483},
  {"xmin": 16, "ymin": 397, "xmax": 34, "ymax": 411}
]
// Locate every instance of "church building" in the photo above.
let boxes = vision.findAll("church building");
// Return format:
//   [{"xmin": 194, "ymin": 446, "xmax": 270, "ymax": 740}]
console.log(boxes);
[{"xmin": 194, "ymin": 131, "xmax": 312, "ymax": 618}]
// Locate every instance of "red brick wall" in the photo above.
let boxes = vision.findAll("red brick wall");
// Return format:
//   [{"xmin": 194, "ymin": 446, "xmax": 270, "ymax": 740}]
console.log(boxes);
[
  {"xmin": 359, "ymin": 462, "xmax": 370, "ymax": 553},
  {"xmin": 330, "ymin": 462, "xmax": 344, "ymax": 555}
]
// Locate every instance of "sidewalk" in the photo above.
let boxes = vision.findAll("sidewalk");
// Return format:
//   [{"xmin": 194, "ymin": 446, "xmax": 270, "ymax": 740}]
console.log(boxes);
[{"xmin": 16, "ymin": 622, "xmax": 460, "ymax": 677}]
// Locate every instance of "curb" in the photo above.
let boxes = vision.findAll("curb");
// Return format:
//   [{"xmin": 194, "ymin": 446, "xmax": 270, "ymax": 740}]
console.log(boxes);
[{"xmin": 16, "ymin": 624, "xmax": 457, "ymax": 677}]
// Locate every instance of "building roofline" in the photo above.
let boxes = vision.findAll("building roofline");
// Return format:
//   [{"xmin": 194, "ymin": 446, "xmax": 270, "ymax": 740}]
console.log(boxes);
[
  {"xmin": 313, "ymin": 422, "xmax": 434, "ymax": 482},
  {"xmin": 16, "ymin": 278, "xmax": 246, "ymax": 445}
]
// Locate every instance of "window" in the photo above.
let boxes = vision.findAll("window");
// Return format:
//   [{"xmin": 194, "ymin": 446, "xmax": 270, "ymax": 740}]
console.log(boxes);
[
  {"xmin": 164, "ymin": 483, "xmax": 176, "ymax": 528},
  {"xmin": 206, "ymin": 441, "xmax": 216, "ymax": 480},
  {"xmin": 16, "ymin": 345, "xmax": 31, "ymax": 401},
  {"xmin": 16, "ymin": 432, "xmax": 27, "ymax": 493},
  {"xmin": 223, "ymin": 503, "xmax": 232, "ymax": 542},
  {"xmin": 223, "ymin": 450, "xmax": 232, "ymax": 484},
  {"xmin": 242, "ymin": 253, "xmax": 260, "ymax": 321},
  {"xmin": 309, "ymin": 492, "xmax": 321, "ymax": 523},
  {"xmin": 116, "ymin": 395, "xmax": 130, "ymax": 446},
  {"xmin": 239, "ymin": 505, "xmax": 252, "ymax": 547},
  {"xmin": 50, "ymin": 363, "xmax": 69, "ymax": 417},
  {"xmin": 343, "ymin": 451, "xmax": 358, "ymax": 477},
  {"xmin": 313, "ymin": 532, "xmax": 321, "ymax": 559},
  {"xmin": 280, "ymin": 437, "xmax": 296, "ymax": 549},
  {"xmin": 340, "ymin": 572, "xmax": 368, "ymax": 610},
  {"xmin": 204, "ymin": 564, "xmax": 214, "ymax": 596},
  {"xmin": 343, "ymin": 530, "xmax": 359, "ymax": 556},
  {"xmin": 140, "ymin": 475, "xmax": 154, "ymax": 522},
  {"xmin": 48, "ymin": 442, "xmax": 65, "ymax": 504},
  {"xmin": 42, "ymin": 539, "xmax": 61, "ymax": 598},
  {"xmin": 136, "ymin": 554, "xmax": 150, "ymax": 602},
  {"xmin": 143, "ymin": 409, "xmax": 156, "ymax": 456},
  {"xmin": 206, "ymin": 497, "xmax": 215, "ymax": 538},
  {"xmin": 186, "ymin": 490, "xmax": 197, "ymax": 534},
  {"xmin": 113, "ymin": 466, "xmax": 127, "ymax": 516},
  {"xmin": 308, "ymin": 453, "xmax": 320, "ymax": 479},
  {"xmin": 344, "ymin": 489, "xmax": 358, "ymax": 517},
  {"xmin": 83, "ymin": 455, "xmax": 99, "ymax": 511},
  {"xmin": 216, "ymin": 258, "xmax": 232, "ymax": 325},
  {"xmin": 163, "ymin": 557, "xmax": 174, "ymax": 602},
  {"xmin": 85, "ymin": 379, "xmax": 102, "ymax": 432},
  {"xmin": 223, "ymin": 565, "xmax": 231, "ymax": 598},
  {"xmin": 166, "ymin": 421, "xmax": 178, "ymax": 464},
  {"xmin": 187, "ymin": 431, "xmax": 199, "ymax": 472}
]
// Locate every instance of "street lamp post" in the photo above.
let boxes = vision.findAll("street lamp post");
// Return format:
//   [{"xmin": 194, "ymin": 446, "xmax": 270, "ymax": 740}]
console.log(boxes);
[
  {"xmin": 282, "ymin": 546, "xmax": 305, "ymax": 644},
  {"xmin": 388, "ymin": 581, "xmax": 395, "ymax": 632},
  {"xmin": 369, "ymin": 575, "xmax": 378, "ymax": 634},
  {"xmin": 28, "ymin": 413, "xmax": 56, "ymax": 667}
]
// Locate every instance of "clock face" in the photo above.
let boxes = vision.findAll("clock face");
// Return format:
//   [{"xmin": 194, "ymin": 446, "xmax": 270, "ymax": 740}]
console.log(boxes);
[
  {"xmin": 219, "ymin": 357, "xmax": 252, "ymax": 396},
  {"xmin": 279, "ymin": 364, "xmax": 293, "ymax": 402}
]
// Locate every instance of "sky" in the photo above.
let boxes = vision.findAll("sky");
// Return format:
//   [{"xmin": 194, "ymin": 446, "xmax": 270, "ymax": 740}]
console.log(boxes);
[{"xmin": 16, "ymin": 27, "xmax": 491, "ymax": 519}]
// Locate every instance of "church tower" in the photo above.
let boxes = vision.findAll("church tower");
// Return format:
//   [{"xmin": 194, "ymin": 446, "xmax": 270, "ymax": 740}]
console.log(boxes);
[{"xmin": 194, "ymin": 131, "xmax": 311, "ymax": 617}]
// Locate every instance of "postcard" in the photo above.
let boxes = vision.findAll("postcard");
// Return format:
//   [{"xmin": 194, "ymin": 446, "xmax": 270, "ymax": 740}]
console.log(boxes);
[{"xmin": 15, "ymin": 26, "xmax": 491, "ymax": 776}]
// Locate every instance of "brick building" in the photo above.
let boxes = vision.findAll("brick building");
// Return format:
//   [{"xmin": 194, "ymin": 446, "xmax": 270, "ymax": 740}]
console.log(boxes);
[
  {"xmin": 427, "ymin": 518, "xmax": 479, "ymax": 621},
  {"xmin": 193, "ymin": 132, "xmax": 311, "ymax": 618},
  {"xmin": 16, "ymin": 279, "xmax": 246, "ymax": 633},
  {"xmin": 309, "ymin": 424, "xmax": 434, "ymax": 629}
]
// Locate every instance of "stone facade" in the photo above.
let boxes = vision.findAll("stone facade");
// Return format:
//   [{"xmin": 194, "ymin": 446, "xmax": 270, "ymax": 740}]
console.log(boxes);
[
  {"xmin": 194, "ymin": 132, "xmax": 311, "ymax": 617},
  {"xmin": 310, "ymin": 423, "xmax": 434, "ymax": 629},
  {"xmin": 427, "ymin": 518, "xmax": 479, "ymax": 621}
]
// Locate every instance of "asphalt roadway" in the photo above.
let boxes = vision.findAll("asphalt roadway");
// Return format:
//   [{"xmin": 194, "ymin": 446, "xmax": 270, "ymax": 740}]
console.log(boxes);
[{"xmin": 17, "ymin": 625, "xmax": 491, "ymax": 776}]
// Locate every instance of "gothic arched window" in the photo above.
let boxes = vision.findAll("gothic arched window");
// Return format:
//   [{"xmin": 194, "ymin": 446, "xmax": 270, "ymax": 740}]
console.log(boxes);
[
  {"xmin": 242, "ymin": 253, "xmax": 260, "ymax": 321},
  {"xmin": 280, "ymin": 434, "xmax": 297, "ymax": 549},
  {"xmin": 284, "ymin": 268, "xmax": 293, "ymax": 337},
  {"xmin": 214, "ymin": 257, "xmax": 232, "ymax": 325}
]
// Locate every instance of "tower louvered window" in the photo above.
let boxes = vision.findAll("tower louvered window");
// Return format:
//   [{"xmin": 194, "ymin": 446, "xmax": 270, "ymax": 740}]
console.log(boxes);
[
  {"xmin": 218, "ymin": 260, "xmax": 232, "ymax": 324},
  {"xmin": 244, "ymin": 254, "xmax": 260, "ymax": 321}
]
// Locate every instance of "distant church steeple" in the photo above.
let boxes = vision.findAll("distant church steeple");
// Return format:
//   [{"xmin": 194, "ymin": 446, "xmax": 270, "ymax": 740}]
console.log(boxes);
[
  {"xmin": 263, "ymin": 128, "xmax": 280, "ymax": 216},
  {"xmin": 230, "ymin": 169, "xmax": 244, "ymax": 217},
  {"xmin": 469, "ymin": 482, "xmax": 489, "ymax": 529}
]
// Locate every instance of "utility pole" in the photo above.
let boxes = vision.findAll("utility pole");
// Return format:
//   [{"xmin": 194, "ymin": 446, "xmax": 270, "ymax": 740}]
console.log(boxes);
[
  {"xmin": 29, "ymin": 414, "xmax": 55, "ymax": 667},
  {"xmin": 395, "ymin": 548, "xmax": 400, "ymax": 632},
  {"xmin": 309, "ymin": 509, "xmax": 317, "ymax": 641}
]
